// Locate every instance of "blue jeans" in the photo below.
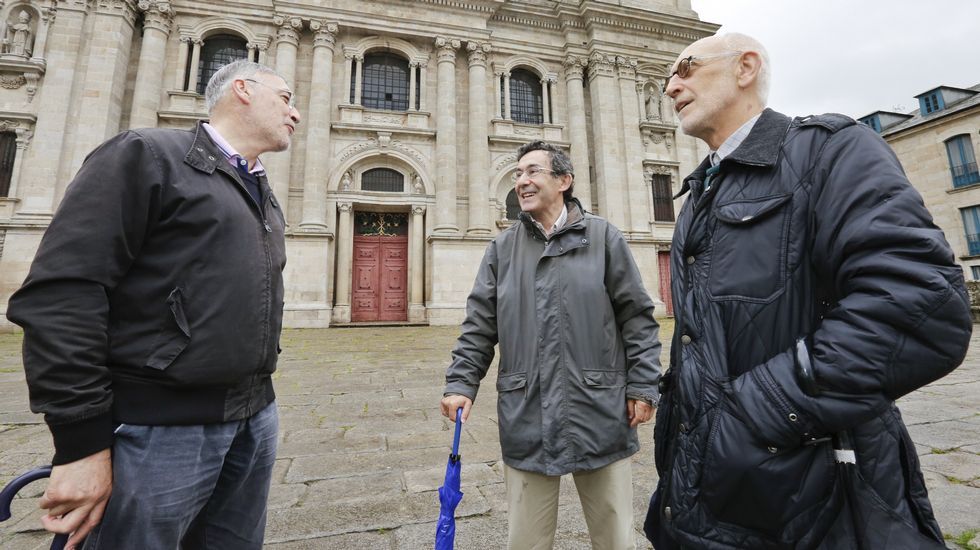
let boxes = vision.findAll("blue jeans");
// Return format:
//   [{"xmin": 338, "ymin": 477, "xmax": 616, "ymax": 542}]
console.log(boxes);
[{"xmin": 82, "ymin": 402, "xmax": 278, "ymax": 549}]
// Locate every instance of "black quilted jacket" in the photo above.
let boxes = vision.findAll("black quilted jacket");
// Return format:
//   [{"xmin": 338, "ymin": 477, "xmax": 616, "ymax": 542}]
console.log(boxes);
[{"xmin": 648, "ymin": 109, "xmax": 972, "ymax": 549}]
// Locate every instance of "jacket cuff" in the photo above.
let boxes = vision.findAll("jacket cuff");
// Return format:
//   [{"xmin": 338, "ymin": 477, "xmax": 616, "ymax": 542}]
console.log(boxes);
[
  {"xmin": 443, "ymin": 382, "xmax": 478, "ymax": 401},
  {"xmin": 731, "ymin": 349, "xmax": 817, "ymax": 447},
  {"xmin": 48, "ymin": 411, "xmax": 114, "ymax": 466},
  {"xmin": 627, "ymin": 390, "xmax": 660, "ymax": 407}
]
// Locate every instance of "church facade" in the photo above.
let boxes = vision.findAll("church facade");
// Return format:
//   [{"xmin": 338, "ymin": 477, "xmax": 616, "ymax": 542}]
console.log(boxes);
[{"xmin": 0, "ymin": 0, "xmax": 716, "ymax": 328}]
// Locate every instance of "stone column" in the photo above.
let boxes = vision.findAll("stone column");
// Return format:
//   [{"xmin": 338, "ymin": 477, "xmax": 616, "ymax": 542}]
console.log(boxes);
[
  {"xmin": 29, "ymin": 6, "xmax": 56, "ymax": 64},
  {"xmin": 466, "ymin": 41, "xmax": 491, "ymax": 235},
  {"xmin": 299, "ymin": 20, "xmax": 338, "ymax": 231},
  {"xmin": 587, "ymin": 52, "xmax": 626, "ymax": 228},
  {"xmin": 408, "ymin": 61, "xmax": 418, "ymax": 111},
  {"xmin": 61, "ymin": 0, "xmax": 139, "ymax": 204},
  {"xmin": 418, "ymin": 61, "xmax": 428, "ymax": 111},
  {"xmin": 264, "ymin": 14, "xmax": 302, "ymax": 209},
  {"xmin": 343, "ymin": 51, "xmax": 354, "ymax": 104},
  {"xmin": 409, "ymin": 204, "xmax": 426, "ymax": 321},
  {"xmin": 616, "ymin": 56, "xmax": 648, "ymax": 234},
  {"xmin": 174, "ymin": 36, "xmax": 190, "ymax": 90},
  {"xmin": 636, "ymin": 81, "xmax": 646, "ymax": 123},
  {"xmin": 494, "ymin": 71, "xmax": 503, "ymax": 118},
  {"xmin": 433, "ymin": 36, "xmax": 460, "ymax": 233},
  {"xmin": 4, "ymin": 128, "xmax": 33, "ymax": 200},
  {"xmin": 563, "ymin": 56, "xmax": 592, "ymax": 212},
  {"xmin": 332, "ymin": 201, "xmax": 354, "ymax": 322},
  {"xmin": 541, "ymin": 77, "xmax": 550, "ymax": 124},
  {"xmin": 353, "ymin": 55, "xmax": 364, "ymax": 105},
  {"xmin": 128, "ymin": 1, "xmax": 172, "ymax": 128},
  {"xmin": 503, "ymin": 72, "xmax": 512, "ymax": 119},
  {"xmin": 187, "ymin": 39, "xmax": 203, "ymax": 93}
]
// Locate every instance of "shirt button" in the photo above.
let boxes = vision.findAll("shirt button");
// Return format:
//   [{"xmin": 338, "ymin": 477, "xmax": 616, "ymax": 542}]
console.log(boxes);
[
  {"xmin": 681, "ymin": 334, "xmax": 692, "ymax": 345},
  {"xmin": 686, "ymin": 256, "xmax": 696, "ymax": 265}
]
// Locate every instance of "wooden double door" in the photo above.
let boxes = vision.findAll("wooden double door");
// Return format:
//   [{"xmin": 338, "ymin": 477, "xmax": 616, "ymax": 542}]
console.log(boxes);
[{"xmin": 351, "ymin": 212, "xmax": 409, "ymax": 322}]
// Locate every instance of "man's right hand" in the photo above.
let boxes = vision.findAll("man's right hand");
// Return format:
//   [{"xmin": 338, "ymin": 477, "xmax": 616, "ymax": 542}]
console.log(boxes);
[
  {"xmin": 440, "ymin": 394, "xmax": 473, "ymax": 423},
  {"xmin": 39, "ymin": 448, "xmax": 112, "ymax": 549}
]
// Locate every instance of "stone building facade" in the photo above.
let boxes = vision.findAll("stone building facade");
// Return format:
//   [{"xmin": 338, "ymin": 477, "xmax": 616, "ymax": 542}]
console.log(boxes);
[
  {"xmin": 859, "ymin": 84, "xmax": 980, "ymax": 282},
  {"xmin": 0, "ymin": 0, "xmax": 717, "ymax": 328}
]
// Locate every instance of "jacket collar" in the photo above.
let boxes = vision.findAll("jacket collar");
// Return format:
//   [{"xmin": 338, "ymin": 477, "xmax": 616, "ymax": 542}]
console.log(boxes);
[
  {"xmin": 677, "ymin": 108, "xmax": 792, "ymax": 198},
  {"xmin": 518, "ymin": 198, "xmax": 586, "ymax": 240},
  {"xmin": 184, "ymin": 121, "xmax": 227, "ymax": 175}
]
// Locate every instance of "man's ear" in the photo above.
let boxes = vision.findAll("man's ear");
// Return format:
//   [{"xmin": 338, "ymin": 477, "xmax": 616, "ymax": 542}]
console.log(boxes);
[
  {"xmin": 558, "ymin": 174, "xmax": 573, "ymax": 192},
  {"xmin": 231, "ymin": 78, "xmax": 251, "ymax": 104},
  {"xmin": 735, "ymin": 51, "xmax": 762, "ymax": 89}
]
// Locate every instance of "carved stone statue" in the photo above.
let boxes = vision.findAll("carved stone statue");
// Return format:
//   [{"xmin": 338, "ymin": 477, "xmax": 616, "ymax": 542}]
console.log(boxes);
[
  {"xmin": 5, "ymin": 11, "xmax": 34, "ymax": 57},
  {"xmin": 413, "ymin": 174, "xmax": 424, "ymax": 194},
  {"xmin": 340, "ymin": 170, "xmax": 352, "ymax": 191},
  {"xmin": 645, "ymin": 84, "xmax": 662, "ymax": 121}
]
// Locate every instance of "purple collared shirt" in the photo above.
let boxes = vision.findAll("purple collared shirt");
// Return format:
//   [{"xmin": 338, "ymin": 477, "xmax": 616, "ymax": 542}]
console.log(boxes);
[{"xmin": 202, "ymin": 123, "xmax": 266, "ymax": 175}]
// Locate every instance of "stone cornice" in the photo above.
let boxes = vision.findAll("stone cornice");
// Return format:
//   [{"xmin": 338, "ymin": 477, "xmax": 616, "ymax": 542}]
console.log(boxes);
[{"xmin": 413, "ymin": 0, "xmax": 504, "ymax": 13}]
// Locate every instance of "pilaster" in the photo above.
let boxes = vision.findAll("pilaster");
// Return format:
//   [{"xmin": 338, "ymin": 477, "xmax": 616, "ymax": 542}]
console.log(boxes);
[
  {"xmin": 466, "ymin": 41, "xmax": 491, "ymax": 235},
  {"xmin": 433, "ymin": 36, "xmax": 460, "ymax": 233},
  {"xmin": 299, "ymin": 20, "xmax": 338, "ymax": 231}
]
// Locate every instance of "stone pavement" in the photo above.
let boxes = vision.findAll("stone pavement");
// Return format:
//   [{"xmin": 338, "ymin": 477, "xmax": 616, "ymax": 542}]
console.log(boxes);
[{"xmin": 1, "ymin": 323, "xmax": 978, "ymax": 549}]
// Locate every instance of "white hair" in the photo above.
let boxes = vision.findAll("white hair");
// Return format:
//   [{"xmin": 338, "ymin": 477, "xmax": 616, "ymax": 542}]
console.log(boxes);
[
  {"xmin": 204, "ymin": 59, "xmax": 285, "ymax": 114},
  {"xmin": 720, "ymin": 32, "xmax": 771, "ymax": 106}
]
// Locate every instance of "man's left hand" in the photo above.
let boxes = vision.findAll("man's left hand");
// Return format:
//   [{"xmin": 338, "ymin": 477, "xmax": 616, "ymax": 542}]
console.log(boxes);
[{"xmin": 627, "ymin": 399, "xmax": 654, "ymax": 428}]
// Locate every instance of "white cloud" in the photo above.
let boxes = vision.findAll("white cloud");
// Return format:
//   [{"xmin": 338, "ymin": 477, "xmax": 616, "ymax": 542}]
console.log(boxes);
[{"xmin": 689, "ymin": 0, "xmax": 980, "ymax": 118}]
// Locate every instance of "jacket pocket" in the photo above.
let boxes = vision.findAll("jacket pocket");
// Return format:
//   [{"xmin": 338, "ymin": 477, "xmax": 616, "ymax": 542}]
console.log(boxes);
[
  {"xmin": 145, "ymin": 287, "xmax": 191, "ymax": 370},
  {"xmin": 496, "ymin": 372, "xmax": 536, "ymax": 461},
  {"xmin": 708, "ymin": 193, "xmax": 792, "ymax": 302},
  {"xmin": 582, "ymin": 370, "xmax": 626, "ymax": 388},
  {"xmin": 700, "ymin": 397, "xmax": 836, "ymax": 539}
]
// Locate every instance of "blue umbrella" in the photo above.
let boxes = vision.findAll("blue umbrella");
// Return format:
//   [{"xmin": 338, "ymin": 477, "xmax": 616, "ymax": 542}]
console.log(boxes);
[
  {"xmin": 435, "ymin": 407, "xmax": 464, "ymax": 550},
  {"xmin": 0, "ymin": 466, "xmax": 68, "ymax": 550}
]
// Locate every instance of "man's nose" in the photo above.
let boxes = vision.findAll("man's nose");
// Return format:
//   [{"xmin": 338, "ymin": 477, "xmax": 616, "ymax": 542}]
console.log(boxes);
[
  {"xmin": 290, "ymin": 107, "xmax": 301, "ymax": 124},
  {"xmin": 665, "ymin": 74, "xmax": 682, "ymax": 98}
]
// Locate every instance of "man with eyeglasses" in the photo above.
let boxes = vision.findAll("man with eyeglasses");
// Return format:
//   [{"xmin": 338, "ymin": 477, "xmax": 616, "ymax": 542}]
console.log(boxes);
[
  {"xmin": 7, "ymin": 59, "xmax": 300, "ymax": 549},
  {"xmin": 441, "ymin": 141, "xmax": 663, "ymax": 549},
  {"xmin": 644, "ymin": 32, "xmax": 970, "ymax": 549}
]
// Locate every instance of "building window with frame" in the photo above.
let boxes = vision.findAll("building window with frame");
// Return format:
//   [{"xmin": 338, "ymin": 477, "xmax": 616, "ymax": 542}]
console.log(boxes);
[
  {"xmin": 972, "ymin": 266, "xmax": 980, "ymax": 281},
  {"xmin": 510, "ymin": 69, "xmax": 543, "ymax": 124},
  {"xmin": 196, "ymin": 34, "xmax": 249, "ymax": 95},
  {"xmin": 361, "ymin": 168, "xmax": 404, "ymax": 192},
  {"xmin": 920, "ymin": 92, "xmax": 943, "ymax": 114},
  {"xmin": 361, "ymin": 53, "xmax": 410, "ymax": 111},
  {"xmin": 946, "ymin": 134, "xmax": 980, "ymax": 188},
  {"xmin": 960, "ymin": 206, "xmax": 980, "ymax": 256},
  {"xmin": 651, "ymin": 172, "xmax": 674, "ymax": 222}
]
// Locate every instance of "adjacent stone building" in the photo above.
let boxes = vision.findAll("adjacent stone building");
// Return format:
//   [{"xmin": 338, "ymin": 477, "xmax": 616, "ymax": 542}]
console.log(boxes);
[
  {"xmin": 859, "ymin": 84, "xmax": 980, "ymax": 281},
  {"xmin": 0, "ymin": 0, "xmax": 717, "ymax": 328}
]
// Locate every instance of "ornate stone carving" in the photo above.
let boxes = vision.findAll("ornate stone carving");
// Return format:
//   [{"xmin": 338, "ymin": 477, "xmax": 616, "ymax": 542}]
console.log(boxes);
[
  {"xmin": 587, "ymin": 52, "xmax": 615, "ymax": 80},
  {"xmin": 3, "ymin": 10, "xmax": 34, "ymax": 57},
  {"xmin": 364, "ymin": 113, "xmax": 403, "ymax": 125},
  {"xmin": 340, "ymin": 170, "xmax": 352, "ymax": 191},
  {"xmin": 412, "ymin": 174, "xmax": 424, "ymax": 194},
  {"xmin": 337, "ymin": 138, "xmax": 428, "ymax": 170},
  {"xmin": 412, "ymin": 204, "xmax": 426, "ymax": 216},
  {"xmin": 434, "ymin": 36, "xmax": 459, "ymax": 63},
  {"xmin": 140, "ymin": 1, "xmax": 173, "ymax": 34},
  {"xmin": 494, "ymin": 153, "xmax": 517, "ymax": 171},
  {"xmin": 96, "ymin": 0, "xmax": 139, "ymax": 25},
  {"xmin": 0, "ymin": 73, "xmax": 26, "ymax": 89},
  {"xmin": 309, "ymin": 20, "xmax": 338, "ymax": 48},
  {"xmin": 338, "ymin": 201, "xmax": 353, "ymax": 213},
  {"xmin": 273, "ymin": 14, "xmax": 302, "ymax": 46},
  {"xmin": 377, "ymin": 131, "xmax": 392, "ymax": 149},
  {"xmin": 466, "ymin": 41, "xmax": 490, "ymax": 67},
  {"xmin": 616, "ymin": 56, "xmax": 638, "ymax": 79}
]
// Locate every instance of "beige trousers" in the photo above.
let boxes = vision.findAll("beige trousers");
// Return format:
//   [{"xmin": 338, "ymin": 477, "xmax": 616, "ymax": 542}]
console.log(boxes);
[{"xmin": 504, "ymin": 457, "xmax": 636, "ymax": 550}]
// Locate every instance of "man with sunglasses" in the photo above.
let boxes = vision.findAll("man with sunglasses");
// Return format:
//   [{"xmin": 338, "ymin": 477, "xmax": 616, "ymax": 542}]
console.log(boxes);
[
  {"xmin": 644, "ymin": 32, "xmax": 970, "ymax": 549},
  {"xmin": 7, "ymin": 59, "xmax": 300, "ymax": 549},
  {"xmin": 441, "ymin": 141, "xmax": 663, "ymax": 549}
]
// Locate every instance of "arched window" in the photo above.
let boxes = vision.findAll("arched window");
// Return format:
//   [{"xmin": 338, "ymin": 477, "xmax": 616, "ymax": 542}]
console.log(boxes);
[
  {"xmin": 196, "ymin": 34, "xmax": 248, "ymax": 95},
  {"xmin": 362, "ymin": 168, "xmax": 404, "ymax": 192},
  {"xmin": 362, "ymin": 53, "xmax": 410, "ymax": 111},
  {"xmin": 946, "ymin": 134, "xmax": 979, "ymax": 188},
  {"xmin": 0, "ymin": 132, "xmax": 16, "ymax": 198},
  {"xmin": 510, "ymin": 69, "xmax": 543, "ymax": 124},
  {"xmin": 505, "ymin": 189, "xmax": 521, "ymax": 220}
]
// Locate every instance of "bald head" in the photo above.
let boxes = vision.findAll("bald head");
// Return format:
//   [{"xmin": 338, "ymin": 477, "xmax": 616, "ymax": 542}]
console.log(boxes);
[{"xmin": 664, "ymin": 32, "xmax": 769, "ymax": 149}]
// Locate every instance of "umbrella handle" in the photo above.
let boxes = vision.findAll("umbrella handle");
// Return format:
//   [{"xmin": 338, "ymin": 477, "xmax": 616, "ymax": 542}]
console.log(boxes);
[
  {"xmin": 451, "ymin": 407, "xmax": 463, "ymax": 458},
  {"xmin": 0, "ymin": 466, "xmax": 70, "ymax": 550}
]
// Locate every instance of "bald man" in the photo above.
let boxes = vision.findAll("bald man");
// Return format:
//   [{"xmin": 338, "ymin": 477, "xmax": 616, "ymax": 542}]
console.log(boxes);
[{"xmin": 644, "ymin": 33, "xmax": 970, "ymax": 549}]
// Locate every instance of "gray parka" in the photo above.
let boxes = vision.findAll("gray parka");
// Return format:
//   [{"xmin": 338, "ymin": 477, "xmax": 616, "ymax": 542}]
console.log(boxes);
[{"xmin": 445, "ymin": 200, "xmax": 662, "ymax": 475}]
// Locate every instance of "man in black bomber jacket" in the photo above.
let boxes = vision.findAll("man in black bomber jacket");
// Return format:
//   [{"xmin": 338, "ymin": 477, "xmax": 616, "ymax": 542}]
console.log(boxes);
[
  {"xmin": 7, "ymin": 59, "xmax": 300, "ymax": 549},
  {"xmin": 644, "ymin": 32, "xmax": 972, "ymax": 549}
]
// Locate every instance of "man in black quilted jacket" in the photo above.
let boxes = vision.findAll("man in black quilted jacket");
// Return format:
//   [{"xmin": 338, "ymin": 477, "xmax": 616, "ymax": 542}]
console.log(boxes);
[{"xmin": 644, "ymin": 32, "xmax": 972, "ymax": 549}]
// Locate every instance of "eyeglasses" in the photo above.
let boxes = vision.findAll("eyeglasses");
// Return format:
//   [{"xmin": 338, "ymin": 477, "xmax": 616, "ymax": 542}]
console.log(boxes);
[
  {"xmin": 511, "ymin": 167, "xmax": 555, "ymax": 182},
  {"xmin": 244, "ymin": 78, "xmax": 296, "ymax": 108},
  {"xmin": 668, "ymin": 51, "xmax": 742, "ymax": 80}
]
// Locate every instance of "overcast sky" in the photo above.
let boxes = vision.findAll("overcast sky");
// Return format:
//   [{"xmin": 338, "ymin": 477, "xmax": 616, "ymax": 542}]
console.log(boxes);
[{"xmin": 688, "ymin": 0, "xmax": 980, "ymax": 119}]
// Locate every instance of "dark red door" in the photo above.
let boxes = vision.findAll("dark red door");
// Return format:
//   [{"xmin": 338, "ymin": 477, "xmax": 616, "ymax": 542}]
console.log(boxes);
[
  {"xmin": 351, "ymin": 212, "xmax": 409, "ymax": 322},
  {"xmin": 658, "ymin": 251, "xmax": 673, "ymax": 317}
]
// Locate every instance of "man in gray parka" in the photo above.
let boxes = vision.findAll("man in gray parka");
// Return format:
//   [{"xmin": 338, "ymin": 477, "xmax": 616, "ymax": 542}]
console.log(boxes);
[{"xmin": 440, "ymin": 141, "xmax": 663, "ymax": 549}]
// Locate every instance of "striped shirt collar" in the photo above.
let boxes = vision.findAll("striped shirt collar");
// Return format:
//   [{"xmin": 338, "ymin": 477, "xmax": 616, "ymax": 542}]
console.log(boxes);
[
  {"xmin": 202, "ymin": 122, "xmax": 266, "ymax": 175},
  {"xmin": 710, "ymin": 113, "xmax": 762, "ymax": 167},
  {"xmin": 531, "ymin": 204, "xmax": 568, "ymax": 238}
]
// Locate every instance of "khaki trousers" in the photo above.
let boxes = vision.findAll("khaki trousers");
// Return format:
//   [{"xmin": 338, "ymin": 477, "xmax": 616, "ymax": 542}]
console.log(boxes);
[{"xmin": 504, "ymin": 457, "xmax": 636, "ymax": 550}]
